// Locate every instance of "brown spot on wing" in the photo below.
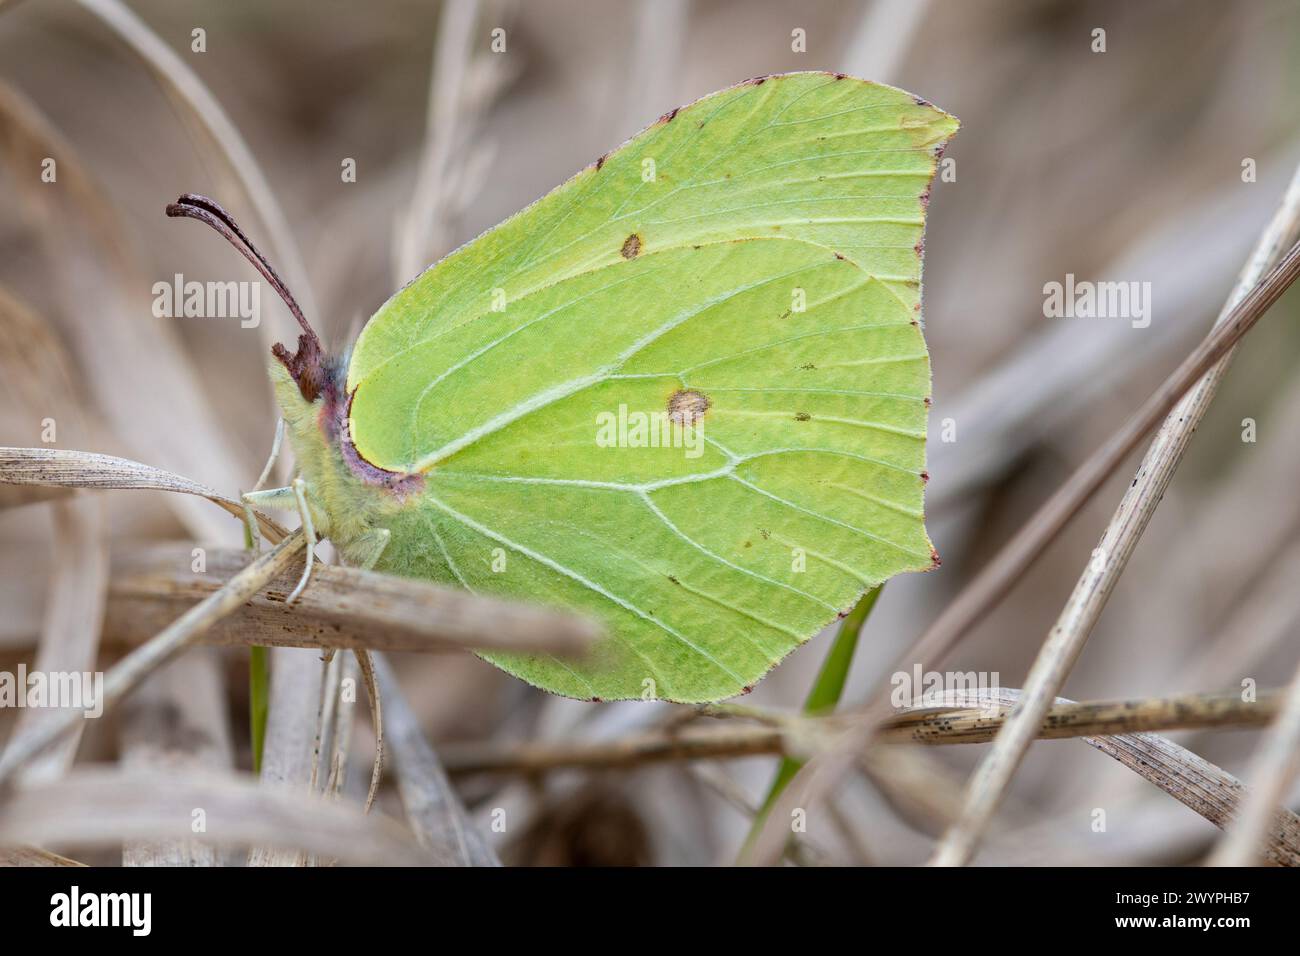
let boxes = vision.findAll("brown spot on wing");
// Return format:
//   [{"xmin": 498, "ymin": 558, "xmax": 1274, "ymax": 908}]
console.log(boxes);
[{"xmin": 666, "ymin": 388, "xmax": 710, "ymax": 427}]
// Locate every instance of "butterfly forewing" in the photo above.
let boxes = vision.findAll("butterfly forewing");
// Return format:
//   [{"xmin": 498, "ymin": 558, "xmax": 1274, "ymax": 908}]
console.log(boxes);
[{"xmin": 345, "ymin": 72, "xmax": 956, "ymax": 701}]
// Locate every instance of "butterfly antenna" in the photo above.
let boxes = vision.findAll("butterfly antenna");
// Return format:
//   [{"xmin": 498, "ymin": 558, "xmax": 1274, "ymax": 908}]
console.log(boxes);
[{"xmin": 167, "ymin": 194, "xmax": 327, "ymax": 401}]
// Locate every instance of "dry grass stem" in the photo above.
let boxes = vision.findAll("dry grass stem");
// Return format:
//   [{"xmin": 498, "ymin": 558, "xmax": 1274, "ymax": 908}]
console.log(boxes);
[
  {"xmin": 0, "ymin": 446, "xmax": 287, "ymax": 541},
  {"xmin": 354, "ymin": 649, "xmax": 384, "ymax": 813},
  {"xmin": 441, "ymin": 688, "xmax": 1281, "ymax": 775},
  {"xmin": 105, "ymin": 542, "xmax": 600, "ymax": 656}
]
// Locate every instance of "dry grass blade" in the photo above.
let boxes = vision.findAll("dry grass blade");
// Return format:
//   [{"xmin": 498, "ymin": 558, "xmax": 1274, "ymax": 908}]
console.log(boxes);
[
  {"xmin": 0, "ymin": 768, "xmax": 435, "ymax": 866},
  {"xmin": 324, "ymin": 654, "xmax": 358, "ymax": 800},
  {"xmin": 374, "ymin": 654, "xmax": 500, "ymax": 866},
  {"xmin": 106, "ymin": 543, "xmax": 600, "ymax": 655},
  {"xmin": 932, "ymin": 164, "xmax": 1300, "ymax": 867},
  {"xmin": 0, "ymin": 531, "xmax": 305, "ymax": 787},
  {"xmin": 0, "ymin": 447, "xmax": 287, "ymax": 541},
  {"xmin": 309, "ymin": 652, "xmax": 344, "ymax": 795},
  {"xmin": 1091, "ymin": 733, "xmax": 1300, "ymax": 867},
  {"xmin": 1209, "ymin": 655, "xmax": 1300, "ymax": 866},
  {"xmin": 353, "ymin": 649, "xmax": 384, "ymax": 813},
  {"xmin": 748, "ymin": 233, "xmax": 1300, "ymax": 866}
]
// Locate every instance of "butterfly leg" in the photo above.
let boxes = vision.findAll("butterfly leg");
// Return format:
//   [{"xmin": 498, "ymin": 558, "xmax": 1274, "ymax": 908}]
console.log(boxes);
[
  {"xmin": 241, "ymin": 418, "xmax": 288, "ymax": 549},
  {"xmin": 242, "ymin": 483, "xmax": 332, "ymax": 531},
  {"xmin": 252, "ymin": 418, "xmax": 287, "ymax": 490},
  {"xmin": 242, "ymin": 482, "xmax": 332, "ymax": 605},
  {"xmin": 241, "ymin": 485, "xmax": 298, "ymax": 513},
  {"xmin": 285, "ymin": 478, "xmax": 318, "ymax": 605},
  {"xmin": 241, "ymin": 486, "xmax": 294, "ymax": 553}
]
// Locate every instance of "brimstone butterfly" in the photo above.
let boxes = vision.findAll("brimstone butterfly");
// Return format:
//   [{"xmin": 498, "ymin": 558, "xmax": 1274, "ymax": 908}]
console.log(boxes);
[{"xmin": 170, "ymin": 72, "xmax": 957, "ymax": 703}]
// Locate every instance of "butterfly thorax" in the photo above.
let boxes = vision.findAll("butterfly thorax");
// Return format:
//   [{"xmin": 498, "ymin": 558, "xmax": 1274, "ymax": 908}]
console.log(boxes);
[{"xmin": 270, "ymin": 356, "xmax": 422, "ymax": 566}]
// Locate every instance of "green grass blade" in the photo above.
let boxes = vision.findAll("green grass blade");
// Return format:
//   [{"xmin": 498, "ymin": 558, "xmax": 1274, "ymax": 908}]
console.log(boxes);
[
  {"xmin": 801, "ymin": 586, "xmax": 880, "ymax": 715},
  {"xmin": 241, "ymin": 518, "xmax": 271, "ymax": 774},
  {"xmin": 249, "ymin": 644, "xmax": 269, "ymax": 774},
  {"xmin": 742, "ymin": 585, "xmax": 882, "ymax": 856}
]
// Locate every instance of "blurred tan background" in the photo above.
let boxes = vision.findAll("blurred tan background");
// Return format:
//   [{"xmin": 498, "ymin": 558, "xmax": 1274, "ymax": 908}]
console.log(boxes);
[{"xmin": 2, "ymin": 0, "xmax": 1300, "ymax": 864}]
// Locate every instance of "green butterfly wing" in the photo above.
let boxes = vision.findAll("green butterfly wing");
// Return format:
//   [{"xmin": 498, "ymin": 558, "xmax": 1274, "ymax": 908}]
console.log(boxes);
[{"xmin": 346, "ymin": 72, "xmax": 957, "ymax": 702}]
